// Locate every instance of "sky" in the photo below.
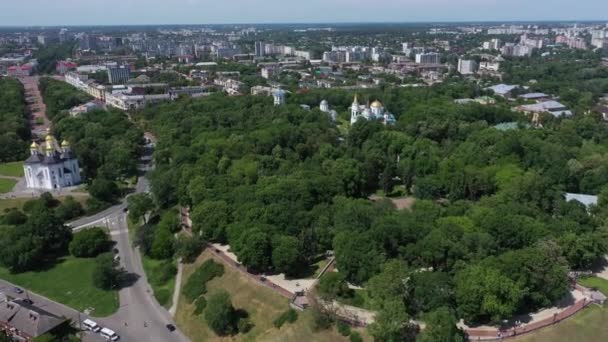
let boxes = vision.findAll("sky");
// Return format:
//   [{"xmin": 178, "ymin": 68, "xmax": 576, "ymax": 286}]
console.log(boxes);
[{"xmin": 1, "ymin": 0, "xmax": 607, "ymax": 26}]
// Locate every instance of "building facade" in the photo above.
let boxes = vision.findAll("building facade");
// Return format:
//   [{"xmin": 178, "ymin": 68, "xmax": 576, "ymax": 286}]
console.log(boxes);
[
  {"xmin": 350, "ymin": 95, "xmax": 396, "ymax": 125},
  {"xmin": 107, "ymin": 65, "xmax": 130, "ymax": 84}
]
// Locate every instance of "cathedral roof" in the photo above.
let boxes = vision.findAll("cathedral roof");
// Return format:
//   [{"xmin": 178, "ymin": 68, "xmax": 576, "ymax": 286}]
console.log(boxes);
[{"xmin": 371, "ymin": 100, "xmax": 383, "ymax": 108}]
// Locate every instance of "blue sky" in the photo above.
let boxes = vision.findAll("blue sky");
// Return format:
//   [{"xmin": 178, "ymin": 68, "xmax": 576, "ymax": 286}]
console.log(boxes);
[{"xmin": 1, "ymin": 0, "xmax": 607, "ymax": 26}]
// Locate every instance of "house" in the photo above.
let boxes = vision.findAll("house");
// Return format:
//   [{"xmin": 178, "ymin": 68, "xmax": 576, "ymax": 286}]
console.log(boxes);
[
  {"xmin": 7, "ymin": 64, "xmax": 34, "ymax": 77},
  {"xmin": 0, "ymin": 299, "xmax": 66, "ymax": 341},
  {"xmin": 518, "ymin": 92, "xmax": 551, "ymax": 101},
  {"xmin": 565, "ymin": 193, "xmax": 598, "ymax": 210},
  {"xmin": 56, "ymin": 61, "xmax": 78, "ymax": 75},
  {"xmin": 486, "ymin": 84, "xmax": 520, "ymax": 98}
]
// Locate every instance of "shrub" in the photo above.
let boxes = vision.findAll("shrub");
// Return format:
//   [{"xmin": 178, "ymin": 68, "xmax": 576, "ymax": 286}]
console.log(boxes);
[
  {"xmin": 69, "ymin": 227, "xmax": 110, "ymax": 258},
  {"xmin": 349, "ymin": 331, "xmax": 363, "ymax": 342},
  {"xmin": 311, "ymin": 306, "xmax": 334, "ymax": 331},
  {"xmin": 55, "ymin": 196, "xmax": 84, "ymax": 221},
  {"xmin": 238, "ymin": 317, "xmax": 253, "ymax": 334},
  {"xmin": 150, "ymin": 261, "xmax": 177, "ymax": 285},
  {"xmin": 154, "ymin": 289, "xmax": 171, "ymax": 307},
  {"xmin": 273, "ymin": 309, "xmax": 298, "ymax": 329},
  {"xmin": 176, "ymin": 235, "xmax": 206, "ymax": 263},
  {"xmin": 193, "ymin": 297, "xmax": 207, "ymax": 315},
  {"xmin": 204, "ymin": 291, "xmax": 237, "ymax": 335},
  {"xmin": 92, "ymin": 253, "xmax": 123, "ymax": 290},
  {"xmin": 183, "ymin": 260, "xmax": 224, "ymax": 302},
  {"xmin": 337, "ymin": 321, "xmax": 351, "ymax": 336}
]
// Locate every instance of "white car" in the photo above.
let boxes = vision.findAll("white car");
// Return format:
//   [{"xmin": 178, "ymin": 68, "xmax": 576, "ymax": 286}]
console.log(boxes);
[
  {"xmin": 100, "ymin": 327, "xmax": 120, "ymax": 341},
  {"xmin": 82, "ymin": 319, "xmax": 101, "ymax": 332}
]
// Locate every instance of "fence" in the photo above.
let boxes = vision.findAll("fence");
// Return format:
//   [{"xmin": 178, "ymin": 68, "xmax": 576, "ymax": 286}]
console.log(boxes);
[{"xmin": 465, "ymin": 297, "xmax": 590, "ymax": 340}]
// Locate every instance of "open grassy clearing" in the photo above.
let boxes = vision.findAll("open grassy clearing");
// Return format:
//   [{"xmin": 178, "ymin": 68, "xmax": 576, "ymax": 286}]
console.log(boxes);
[
  {"xmin": 175, "ymin": 250, "xmax": 370, "ymax": 342},
  {"xmin": 142, "ymin": 256, "xmax": 176, "ymax": 308},
  {"xmin": 0, "ymin": 161, "xmax": 24, "ymax": 178},
  {"xmin": 0, "ymin": 194, "xmax": 89, "ymax": 213},
  {"xmin": 0, "ymin": 178, "xmax": 17, "ymax": 193},
  {"xmin": 511, "ymin": 304, "xmax": 608, "ymax": 342},
  {"xmin": 0, "ymin": 256, "xmax": 119, "ymax": 317},
  {"xmin": 578, "ymin": 276, "xmax": 608, "ymax": 296}
]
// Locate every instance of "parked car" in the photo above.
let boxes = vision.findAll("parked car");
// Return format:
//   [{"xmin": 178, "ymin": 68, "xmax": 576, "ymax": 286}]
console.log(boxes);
[
  {"xmin": 13, "ymin": 287, "xmax": 23, "ymax": 294},
  {"xmin": 21, "ymin": 298, "xmax": 34, "ymax": 305},
  {"xmin": 166, "ymin": 324, "xmax": 176, "ymax": 332}
]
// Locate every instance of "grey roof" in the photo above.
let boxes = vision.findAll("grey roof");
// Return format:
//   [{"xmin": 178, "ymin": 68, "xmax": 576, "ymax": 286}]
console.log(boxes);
[
  {"xmin": 24, "ymin": 154, "xmax": 44, "ymax": 165},
  {"xmin": 0, "ymin": 300, "xmax": 65, "ymax": 338},
  {"xmin": 565, "ymin": 193, "xmax": 598, "ymax": 208},
  {"xmin": 486, "ymin": 84, "xmax": 519, "ymax": 96},
  {"xmin": 519, "ymin": 92, "xmax": 549, "ymax": 99}
]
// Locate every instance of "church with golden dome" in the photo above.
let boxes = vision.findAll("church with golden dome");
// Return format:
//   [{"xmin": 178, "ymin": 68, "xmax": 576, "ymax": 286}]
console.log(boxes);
[
  {"xmin": 23, "ymin": 130, "xmax": 81, "ymax": 190},
  {"xmin": 350, "ymin": 95, "xmax": 396, "ymax": 125}
]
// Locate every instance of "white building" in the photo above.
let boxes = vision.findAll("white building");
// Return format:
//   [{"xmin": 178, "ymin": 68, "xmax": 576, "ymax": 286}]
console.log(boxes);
[
  {"xmin": 273, "ymin": 89, "xmax": 286, "ymax": 106},
  {"xmin": 24, "ymin": 132, "xmax": 81, "ymax": 190},
  {"xmin": 350, "ymin": 95, "xmax": 396, "ymax": 125},
  {"xmin": 319, "ymin": 100, "xmax": 338, "ymax": 121},
  {"xmin": 415, "ymin": 52, "xmax": 441, "ymax": 64}
]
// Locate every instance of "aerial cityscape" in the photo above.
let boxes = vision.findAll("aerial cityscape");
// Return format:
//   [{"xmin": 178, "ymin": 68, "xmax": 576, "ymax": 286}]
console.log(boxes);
[{"xmin": 1, "ymin": 1, "xmax": 608, "ymax": 342}]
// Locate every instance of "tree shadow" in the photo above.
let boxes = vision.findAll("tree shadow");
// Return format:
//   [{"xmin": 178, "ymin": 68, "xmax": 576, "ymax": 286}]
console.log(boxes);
[{"xmin": 118, "ymin": 272, "xmax": 140, "ymax": 289}]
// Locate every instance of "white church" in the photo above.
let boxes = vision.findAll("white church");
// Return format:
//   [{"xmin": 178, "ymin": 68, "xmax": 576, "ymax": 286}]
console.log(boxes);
[
  {"xmin": 350, "ymin": 95, "xmax": 396, "ymax": 125},
  {"xmin": 24, "ymin": 131, "xmax": 82, "ymax": 190}
]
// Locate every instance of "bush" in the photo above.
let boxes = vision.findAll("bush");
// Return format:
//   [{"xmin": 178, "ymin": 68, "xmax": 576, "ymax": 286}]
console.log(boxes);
[
  {"xmin": 92, "ymin": 253, "xmax": 123, "ymax": 290},
  {"xmin": 154, "ymin": 288, "xmax": 171, "ymax": 307},
  {"xmin": 88, "ymin": 178, "xmax": 120, "ymax": 204},
  {"xmin": 183, "ymin": 260, "xmax": 224, "ymax": 302},
  {"xmin": 273, "ymin": 309, "xmax": 298, "ymax": 329},
  {"xmin": 204, "ymin": 291, "xmax": 237, "ymax": 336},
  {"xmin": 337, "ymin": 321, "xmax": 351, "ymax": 336},
  {"xmin": 349, "ymin": 331, "xmax": 363, "ymax": 342},
  {"xmin": 55, "ymin": 196, "xmax": 84, "ymax": 221},
  {"xmin": 238, "ymin": 317, "xmax": 253, "ymax": 334},
  {"xmin": 155, "ymin": 261, "xmax": 177, "ymax": 284},
  {"xmin": 193, "ymin": 297, "xmax": 207, "ymax": 315},
  {"xmin": 69, "ymin": 227, "xmax": 109, "ymax": 258},
  {"xmin": 176, "ymin": 235, "xmax": 206, "ymax": 263}
]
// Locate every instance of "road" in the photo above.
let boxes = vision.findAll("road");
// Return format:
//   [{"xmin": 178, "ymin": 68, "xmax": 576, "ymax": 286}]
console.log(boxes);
[
  {"xmin": 0, "ymin": 139, "xmax": 189, "ymax": 342},
  {"xmin": 67, "ymin": 141, "xmax": 189, "ymax": 342}
]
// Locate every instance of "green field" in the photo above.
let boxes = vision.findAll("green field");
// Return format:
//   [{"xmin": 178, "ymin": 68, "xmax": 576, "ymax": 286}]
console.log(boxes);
[
  {"xmin": 0, "ymin": 161, "xmax": 24, "ymax": 178},
  {"xmin": 578, "ymin": 276, "xmax": 608, "ymax": 296},
  {"xmin": 0, "ymin": 178, "xmax": 17, "ymax": 193},
  {"xmin": 175, "ymin": 250, "xmax": 370, "ymax": 342},
  {"xmin": 0, "ymin": 256, "xmax": 119, "ymax": 317},
  {"xmin": 512, "ymin": 305, "xmax": 608, "ymax": 342},
  {"xmin": 142, "ymin": 256, "xmax": 176, "ymax": 308}
]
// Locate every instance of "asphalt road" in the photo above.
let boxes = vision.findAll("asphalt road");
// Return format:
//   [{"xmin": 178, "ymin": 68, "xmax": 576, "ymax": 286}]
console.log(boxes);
[{"xmin": 1, "ymin": 140, "xmax": 190, "ymax": 342}]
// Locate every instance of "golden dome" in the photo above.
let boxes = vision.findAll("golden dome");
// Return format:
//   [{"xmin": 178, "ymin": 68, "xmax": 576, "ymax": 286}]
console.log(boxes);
[
  {"xmin": 61, "ymin": 140, "xmax": 70, "ymax": 148},
  {"xmin": 370, "ymin": 100, "xmax": 383, "ymax": 108},
  {"xmin": 30, "ymin": 141, "xmax": 39, "ymax": 149},
  {"xmin": 45, "ymin": 143, "xmax": 54, "ymax": 151}
]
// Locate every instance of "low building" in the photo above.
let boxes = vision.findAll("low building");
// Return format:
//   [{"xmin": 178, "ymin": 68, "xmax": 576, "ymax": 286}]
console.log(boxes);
[
  {"xmin": 514, "ymin": 100, "xmax": 573, "ymax": 118},
  {"xmin": 7, "ymin": 64, "xmax": 33, "ymax": 77},
  {"xmin": 486, "ymin": 84, "xmax": 520, "ymax": 98},
  {"xmin": 0, "ymin": 300, "xmax": 66, "ymax": 341},
  {"xmin": 69, "ymin": 101, "xmax": 101, "ymax": 117},
  {"xmin": 565, "ymin": 193, "xmax": 598, "ymax": 210},
  {"xmin": 55, "ymin": 61, "xmax": 77, "ymax": 75}
]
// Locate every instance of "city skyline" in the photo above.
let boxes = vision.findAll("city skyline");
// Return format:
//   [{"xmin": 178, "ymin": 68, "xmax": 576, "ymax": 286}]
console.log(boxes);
[{"xmin": 2, "ymin": 0, "xmax": 607, "ymax": 26}]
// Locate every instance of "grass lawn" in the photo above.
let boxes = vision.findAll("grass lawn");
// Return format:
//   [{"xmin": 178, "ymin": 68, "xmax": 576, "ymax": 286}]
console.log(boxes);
[
  {"xmin": 0, "ymin": 178, "xmax": 17, "ymax": 194},
  {"xmin": 142, "ymin": 256, "xmax": 176, "ymax": 309},
  {"xmin": 578, "ymin": 276, "xmax": 608, "ymax": 296},
  {"xmin": 0, "ymin": 256, "xmax": 119, "ymax": 317},
  {"xmin": 512, "ymin": 304, "xmax": 608, "ymax": 342},
  {"xmin": 0, "ymin": 161, "xmax": 24, "ymax": 177},
  {"xmin": 0, "ymin": 195, "xmax": 89, "ymax": 213},
  {"xmin": 175, "ymin": 250, "xmax": 371, "ymax": 342}
]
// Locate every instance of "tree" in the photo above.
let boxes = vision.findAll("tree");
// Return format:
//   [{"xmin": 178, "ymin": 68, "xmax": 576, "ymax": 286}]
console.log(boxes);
[
  {"xmin": 204, "ymin": 290, "xmax": 237, "ymax": 336},
  {"xmin": 272, "ymin": 235, "xmax": 301, "ymax": 275},
  {"xmin": 191, "ymin": 200, "xmax": 230, "ymax": 241},
  {"xmin": 55, "ymin": 196, "xmax": 84, "ymax": 221},
  {"xmin": 150, "ymin": 226, "xmax": 175, "ymax": 260},
  {"xmin": 333, "ymin": 231, "xmax": 384, "ymax": 284},
  {"xmin": 416, "ymin": 307, "xmax": 465, "ymax": 342},
  {"xmin": 92, "ymin": 253, "xmax": 123, "ymax": 290},
  {"xmin": 237, "ymin": 229, "xmax": 271, "ymax": 273},
  {"xmin": 69, "ymin": 227, "xmax": 109, "ymax": 258},
  {"xmin": 89, "ymin": 178, "xmax": 120, "ymax": 204},
  {"xmin": 368, "ymin": 300, "xmax": 417, "ymax": 342},
  {"xmin": 317, "ymin": 272, "xmax": 350, "ymax": 301},
  {"xmin": 127, "ymin": 193, "xmax": 155, "ymax": 224},
  {"xmin": 176, "ymin": 235, "xmax": 206, "ymax": 263},
  {"xmin": 455, "ymin": 263, "xmax": 524, "ymax": 324},
  {"xmin": 367, "ymin": 259, "xmax": 409, "ymax": 310}
]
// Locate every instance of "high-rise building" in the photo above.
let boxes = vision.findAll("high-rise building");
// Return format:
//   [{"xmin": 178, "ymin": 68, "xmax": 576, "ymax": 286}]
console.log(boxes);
[
  {"xmin": 457, "ymin": 59, "xmax": 478, "ymax": 75},
  {"xmin": 255, "ymin": 41, "xmax": 265, "ymax": 57},
  {"xmin": 107, "ymin": 65, "xmax": 131, "ymax": 84},
  {"xmin": 415, "ymin": 52, "xmax": 441, "ymax": 64}
]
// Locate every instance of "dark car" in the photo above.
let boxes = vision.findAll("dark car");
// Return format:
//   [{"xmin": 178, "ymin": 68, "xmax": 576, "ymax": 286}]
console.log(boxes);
[
  {"xmin": 123, "ymin": 207, "xmax": 129, "ymax": 213},
  {"xmin": 21, "ymin": 299, "xmax": 33, "ymax": 305},
  {"xmin": 113, "ymin": 248, "xmax": 119, "ymax": 254},
  {"xmin": 14, "ymin": 287, "xmax": 23, "ymax": 294},
  {"xmin": 166, "ymin": 324, "xmax": 176, "ymax": 332}
]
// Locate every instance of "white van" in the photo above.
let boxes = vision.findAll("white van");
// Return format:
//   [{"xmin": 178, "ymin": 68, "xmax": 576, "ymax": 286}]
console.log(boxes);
[
  {"xmin": 100, "ymin": 327, "xmax": 120, "ymax": 341},
  {"xmin": 82, "ymin": 319, "xmax": 101, "ymax": 332}
]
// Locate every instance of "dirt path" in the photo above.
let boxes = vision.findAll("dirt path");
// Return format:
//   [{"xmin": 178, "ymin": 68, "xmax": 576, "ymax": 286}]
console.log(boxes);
[{"xmin": 18, "ymin": 75, "xmax": 51, "ymax": 138}]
